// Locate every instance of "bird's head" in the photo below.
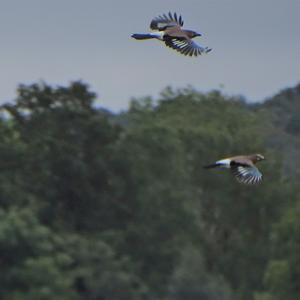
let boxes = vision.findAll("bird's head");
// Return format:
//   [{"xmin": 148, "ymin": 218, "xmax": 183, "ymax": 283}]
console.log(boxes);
[
  {"xmin": 255, "ymin": 154, "xmax": 265, "ymax": 162},
  {"xmin": 185, "ymin": 30, "xmax": 202, "ymax": 38}
]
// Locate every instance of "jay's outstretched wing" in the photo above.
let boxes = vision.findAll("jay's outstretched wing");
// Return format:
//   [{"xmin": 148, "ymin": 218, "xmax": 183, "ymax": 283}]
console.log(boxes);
[
  {"xmin": 164, "ymin": 37, "xmax": 212, "ymax": 56},
  {"xmin": 231, "ymin": 164, "xmax": 263, "ymax": 185},
  {"xmin": 150, "ymin": 12, "xmax": 184, "ymax": 31}
]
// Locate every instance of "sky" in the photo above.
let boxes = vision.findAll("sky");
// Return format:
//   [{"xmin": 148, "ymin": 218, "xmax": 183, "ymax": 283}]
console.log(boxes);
[{"xmin": 0, "ymin": 0, "xmax": 299, "ymax": 111}]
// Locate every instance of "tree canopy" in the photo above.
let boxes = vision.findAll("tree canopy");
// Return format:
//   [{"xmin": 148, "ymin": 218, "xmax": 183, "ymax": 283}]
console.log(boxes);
[{"xmin": 0, "ymin": 81, "xmax": 300, "ymax": 300}]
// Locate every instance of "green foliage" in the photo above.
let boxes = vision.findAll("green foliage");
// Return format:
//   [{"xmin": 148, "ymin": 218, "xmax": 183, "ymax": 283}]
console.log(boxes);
[
  {"xmin": 256, "ymin": 193, "xmax": 300, "ymax": 300},
  {"xmin": 167, "ymin": 246, "xmax": 233, "ymax": 300},
  {"xmin": 0, "ymin": 206, "xmax": 75, "ymax": 299},
  {"xmin": 260, "ymin": 83, "xmax": 300, "ymax": 175},
  {"xmin": 286, "ymin": 114, "xmax": 300, "ymax": 135},
  {"xmin": 0, "ymin": 81, "xmax": 300, "ymax": 300},
  {"xmin": 0, "ymin": 207, "xmax": 146, "ymax": 300}
]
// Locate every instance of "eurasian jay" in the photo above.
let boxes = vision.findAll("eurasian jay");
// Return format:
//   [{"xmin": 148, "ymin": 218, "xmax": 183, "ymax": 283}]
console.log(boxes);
[
  {"xmin": 131, "ymin": 12, "xmax": 212, "ymax": 57},
  {"xmin": 204, "ymin": 154, "xmax": 265, "ymax": 185}
]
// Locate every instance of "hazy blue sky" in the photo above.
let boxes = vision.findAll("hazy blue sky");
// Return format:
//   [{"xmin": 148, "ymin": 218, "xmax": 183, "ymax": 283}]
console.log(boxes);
[{"xmin": 1, "ymin": 0, "xmax": 299, "ymax": 111}]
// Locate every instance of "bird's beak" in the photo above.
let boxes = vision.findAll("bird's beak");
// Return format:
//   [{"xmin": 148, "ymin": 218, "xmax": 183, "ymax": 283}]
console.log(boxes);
[{"xmin": 196, "ymin": 32, "xmax": 202, "ymax": 37}]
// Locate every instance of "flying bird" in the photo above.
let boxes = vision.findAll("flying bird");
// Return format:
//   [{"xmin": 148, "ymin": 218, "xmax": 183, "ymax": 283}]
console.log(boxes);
[
  {"xmin": 131, "ymin": 12, "xmax": 212, "ymax": 57},
  {"xmin": 204, "ymin": 154, "xmax": 265, "ymax": 185}
]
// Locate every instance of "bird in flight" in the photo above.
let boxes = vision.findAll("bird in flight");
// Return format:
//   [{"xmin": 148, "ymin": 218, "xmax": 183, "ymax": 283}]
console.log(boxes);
[
  {"xmin": 204, "ymin": 154, "xmax": 265, "ymax": 185},
  {"xmin": 131, "ymin": 12, "xmax": 212, "ymax": 57}
]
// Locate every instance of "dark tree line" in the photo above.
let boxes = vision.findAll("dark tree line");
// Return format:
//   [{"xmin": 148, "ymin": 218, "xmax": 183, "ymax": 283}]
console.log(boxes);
[{"xmin": 0, "ymin": 81, "xmax": 300, "ymax": 300}]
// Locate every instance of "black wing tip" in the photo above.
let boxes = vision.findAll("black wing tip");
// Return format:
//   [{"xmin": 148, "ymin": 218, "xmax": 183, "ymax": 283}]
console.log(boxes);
[
  {"xmin": 241, "ymin": 179, "xmax": 262, "ymax": 185},
  {"xmin": 167, "ymin": 12, "xmax": 184, "ymax": 26},
  {"xmin": 151, "ymin": 12, "xmax": 184, "ymax": 29},
  {"xmin": 150, "ymin": 20, "xmax": 156, "ymax": 30}
]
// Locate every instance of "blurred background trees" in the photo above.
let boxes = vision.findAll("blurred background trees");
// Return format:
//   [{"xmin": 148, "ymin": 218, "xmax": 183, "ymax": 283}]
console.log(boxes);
[{"xmin": 0, "ymin": 81, "xmax": 300, "ymax": 299}]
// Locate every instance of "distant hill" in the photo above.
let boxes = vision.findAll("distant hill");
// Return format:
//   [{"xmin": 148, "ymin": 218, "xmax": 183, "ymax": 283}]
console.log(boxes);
[{"xmin": 258, "ymin": 83, "xmax": 300, "ymax": 175}]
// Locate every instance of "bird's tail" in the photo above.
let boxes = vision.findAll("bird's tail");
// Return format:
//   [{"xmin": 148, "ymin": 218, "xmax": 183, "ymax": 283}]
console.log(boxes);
[
  {"xmin": 203, "ymin": 163, "xmax": 220, "ymax": 169},
  {"xmin": 131, "ymin": 33, "xmax": 158, "ymax": 40}
]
